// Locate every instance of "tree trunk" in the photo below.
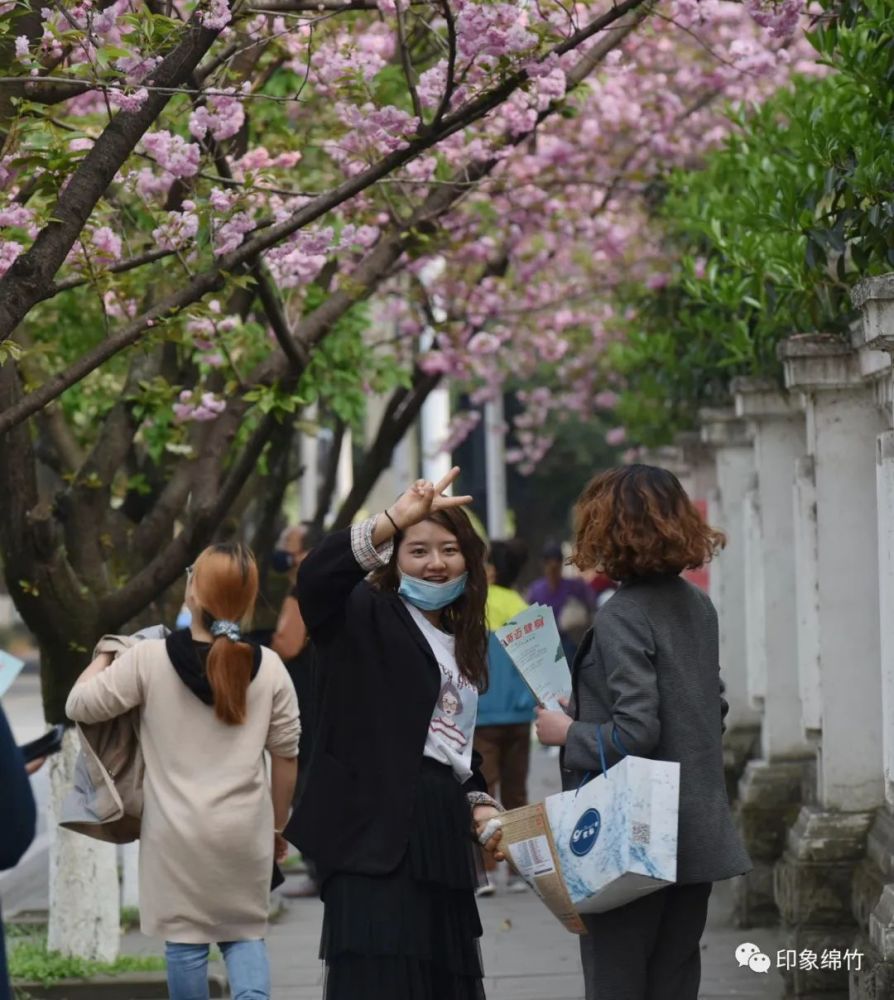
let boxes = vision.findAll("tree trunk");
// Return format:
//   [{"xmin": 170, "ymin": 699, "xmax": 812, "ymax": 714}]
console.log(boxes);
[
  {"xmin": 332, "ymin": 368, "xmax": 442, "ymax": 529},
  {"xmin": 46, "ymin": 729, "xmax": 119, "ymax": 962}
]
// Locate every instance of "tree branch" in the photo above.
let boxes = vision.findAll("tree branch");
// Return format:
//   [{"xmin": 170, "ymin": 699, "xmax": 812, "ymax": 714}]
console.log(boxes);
[
  {"xmin": 429, "ymin": 0, "xmax": 457, "ymax": 131},
  {"xmin": 51, "ymin": 246, "xmax": 178, "ymax": 293},
  {"xmin": 311, "ymin": 416, "xmax": 346, "ymax": 531},
  {"xmin": 252, "ymin": 263, "xmax": 310, "ymax": 371},
  {"xmin": 0, "ymin": 0, "xmax": 652, "ymax": 433},
  {"xmin": 395, "ymin": 2, "xmax": 423, "ymax": 124},
  {"xmin": 98, "ymin": 408, "xmax": 282, "ymax": 628},
  {"xmin": 0, "ymin": 15, "xmax": 223, "ymax": 340},
  {"xmin": 332, "ymin": 364, "xmax": 441, "ymax": 529}
]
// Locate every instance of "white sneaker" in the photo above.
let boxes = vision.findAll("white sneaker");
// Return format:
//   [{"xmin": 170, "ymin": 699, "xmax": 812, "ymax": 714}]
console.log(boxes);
[
  {"xmin": 506, "ymin": 877, "xmax": 528, "ymax": 894},
  {"xmin": 476, "ymin": 882, "xmax": 496, "ymax": 898}
]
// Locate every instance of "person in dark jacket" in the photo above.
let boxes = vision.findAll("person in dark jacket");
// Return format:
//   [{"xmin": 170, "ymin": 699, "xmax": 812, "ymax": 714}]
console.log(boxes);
[
  {"xmin": 534, "ymin": 464, "xmax": 751, "ymax": 1000},
  {"xmin": 286, "ymin": 467, "xmax": 503, "ymax": 1000},
  {"xmin": 0, "ymin": 704, "xmax": 38, "ymax": 1000}
]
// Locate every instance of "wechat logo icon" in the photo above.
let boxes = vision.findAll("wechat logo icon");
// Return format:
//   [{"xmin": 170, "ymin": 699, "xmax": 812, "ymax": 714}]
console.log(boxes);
[{"xmin": 735, "ymin": 942, "xmax": 771, "ymax": 974}]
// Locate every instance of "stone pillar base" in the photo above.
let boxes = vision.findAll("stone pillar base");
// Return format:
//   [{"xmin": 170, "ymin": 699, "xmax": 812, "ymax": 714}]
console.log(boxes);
[
  {"xmin": 723, "ymin": 723, "xmax": 760, "ymax": 802},
  {"xmin": 734, "ymin": 758, "xmax": 812, "ymax": 927},
  {"xmin": 775, "ymin": 806, "xmax": 874, "ymax": 997},
  {"xmin": 851, "ymin": 935, "xmax": 894, "ymax": 1000},
  {"xmin": 851, "ymin": 809, "xmax": 894, "ymax": 998}
]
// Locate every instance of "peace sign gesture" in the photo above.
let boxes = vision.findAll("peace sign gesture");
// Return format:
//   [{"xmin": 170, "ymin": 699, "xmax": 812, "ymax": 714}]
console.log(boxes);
[{"xmin": 386, "ymin": 467, "xmax": 473, "ymax": 533}]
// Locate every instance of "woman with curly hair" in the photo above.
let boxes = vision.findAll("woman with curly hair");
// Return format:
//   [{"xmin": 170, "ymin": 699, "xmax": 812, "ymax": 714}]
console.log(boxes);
[{"xmin": 534, "ymin": 464, "xmax": 751, "ymax": 1000}]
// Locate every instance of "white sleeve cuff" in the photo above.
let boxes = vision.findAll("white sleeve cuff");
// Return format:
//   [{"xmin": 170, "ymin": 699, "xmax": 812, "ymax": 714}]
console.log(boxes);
[{"xmin": 350, "ymin": 516, "xmax": 394, "ymax": 572}]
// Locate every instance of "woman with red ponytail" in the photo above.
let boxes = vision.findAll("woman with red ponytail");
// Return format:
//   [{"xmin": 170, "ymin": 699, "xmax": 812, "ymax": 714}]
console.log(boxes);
[{"xmin": 67, "ymin": 543, "xmax": 300, "ymax": 1000}]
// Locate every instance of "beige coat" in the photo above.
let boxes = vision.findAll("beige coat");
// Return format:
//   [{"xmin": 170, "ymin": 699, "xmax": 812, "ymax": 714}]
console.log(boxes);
[{"xmin": 65, "ymin": 638, "xmax": 300, "ymax": 943}]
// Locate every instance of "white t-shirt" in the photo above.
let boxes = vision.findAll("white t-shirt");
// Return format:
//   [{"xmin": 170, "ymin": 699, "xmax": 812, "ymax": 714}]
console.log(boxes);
[{"xmin": 405, "ymin": 601, "xmax": 478, "ymax": 782}]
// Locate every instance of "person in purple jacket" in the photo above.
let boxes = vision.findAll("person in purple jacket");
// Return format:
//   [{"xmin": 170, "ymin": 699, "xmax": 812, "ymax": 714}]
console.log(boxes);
[{"xmin": 526, "ymin": 542, "xmax": 596, "ymax": 660}]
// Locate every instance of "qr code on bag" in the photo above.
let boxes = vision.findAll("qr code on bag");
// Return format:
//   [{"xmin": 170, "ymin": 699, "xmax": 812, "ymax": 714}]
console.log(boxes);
[{"xmin": 632, "ymin": 822, "xmax": 650, "ymax": 845}]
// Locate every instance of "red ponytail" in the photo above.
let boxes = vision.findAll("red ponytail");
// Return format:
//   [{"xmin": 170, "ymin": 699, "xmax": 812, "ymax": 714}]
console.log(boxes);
[{"xmin": 192, "ymin": 543, "xmax": 259, "ymax": 725}]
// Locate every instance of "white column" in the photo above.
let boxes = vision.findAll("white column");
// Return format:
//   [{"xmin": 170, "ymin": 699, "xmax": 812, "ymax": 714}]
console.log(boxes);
[
  {"xmin": 700, "ymin": 411, "xmax": 759, "ymax": 731},
  {"xmin": 120, "ymin": 842, "xmax": 139, "ymax": 911},
  {"xmin": 299, "ymin": 402, "xmax": 319, "ymax": 520},
  {"xmin": 734, "ymin": 378, "xmax": 810, "ymax": 761},
  {"xmin": 420, "ymin": 385, "xmax": 452, "ymax": 487},
  {"xmin": 336, "ymin": 427, "xmax": 353, "ymax": 509},
  {"xmin": 781, "ymin": 334, "xmax": 885, "ymax": 811},
  {"xmin": 878, "ymin": 430, "xmax": 894, "ymax": 809},
  {"xmin": 47, "ymin": 730, "xmax": 119, "ymax": 961},
  {"xmin": 742, "ymin": 482, "xmax": 767, "ymax": 711},
  {"xmin": 793, "ymin": 455, "xmax": 821, "ymax": 736},
  {"xmin": 853, "ymin": 274, "xmax": 894, "ymax": 810},
  {"xmin": 484, "ymin": 395, "xmax": 508, "ymax": 538}
]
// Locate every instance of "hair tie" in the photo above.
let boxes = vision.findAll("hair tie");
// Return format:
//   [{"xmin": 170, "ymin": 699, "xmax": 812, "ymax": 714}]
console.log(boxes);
[{"xmin": 210, "ymin": 619, "xmax": 242, "ymax": 642}]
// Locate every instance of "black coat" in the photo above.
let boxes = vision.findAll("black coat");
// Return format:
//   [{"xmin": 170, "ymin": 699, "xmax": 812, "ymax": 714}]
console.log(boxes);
[
  {"xmin": 285, "ymin": 527, "xmax": 486, "ymax": 876},
  {"xmin": 1, "ymin": 704, "xmax": 37, "ymax": 1000}
]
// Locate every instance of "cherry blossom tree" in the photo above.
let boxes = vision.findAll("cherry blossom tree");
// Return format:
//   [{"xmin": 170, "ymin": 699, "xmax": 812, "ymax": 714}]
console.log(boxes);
[{"xmin": 0, "ymin": 0, "xmax": 812, "ymax": 959}]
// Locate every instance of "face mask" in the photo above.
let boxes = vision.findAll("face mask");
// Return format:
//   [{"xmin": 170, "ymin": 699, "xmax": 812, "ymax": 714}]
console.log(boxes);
[
  {"xmin": 271, "ymin": 549, "xmax": 294, "ymax": 574},
  {"xmin": 399, "ymin": 572, "xmax": 469, "ymax": 611}
]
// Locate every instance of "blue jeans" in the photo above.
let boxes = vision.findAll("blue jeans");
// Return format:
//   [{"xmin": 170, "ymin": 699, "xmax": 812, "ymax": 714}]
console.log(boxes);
[{"xmin": 165, "ymin": 939, "xmax": 270, "ymax": 1000}]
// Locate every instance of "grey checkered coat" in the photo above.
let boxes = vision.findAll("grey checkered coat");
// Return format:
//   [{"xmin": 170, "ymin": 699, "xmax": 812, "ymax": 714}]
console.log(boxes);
[{"xmin": 561, "ymin": 574, "xmax": 752, "ymax": 885}]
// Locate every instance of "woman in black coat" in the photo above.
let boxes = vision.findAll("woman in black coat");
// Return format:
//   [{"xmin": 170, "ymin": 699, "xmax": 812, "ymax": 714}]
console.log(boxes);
[
  {"xmin": 534, "ymin": 465, "xmax": 751, "ymax": 1000},
  {"xmin": 286, "ymin": 468, "xmax": 503, "ymax": 1000}
]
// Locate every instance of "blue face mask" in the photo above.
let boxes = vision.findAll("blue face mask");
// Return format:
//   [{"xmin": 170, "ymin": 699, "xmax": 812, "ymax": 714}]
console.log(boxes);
[{"xmin": 399, "ymin": 572, "xmax": 469, "ymax": 611}]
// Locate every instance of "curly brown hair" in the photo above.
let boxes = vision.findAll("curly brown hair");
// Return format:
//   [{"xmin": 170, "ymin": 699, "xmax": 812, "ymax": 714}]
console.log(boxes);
[
  {"xmin": 572, "ymin": 464, "xmax": 725, "ymax": 580},
  {"xmin": 369, "ymin": 507, "xmax": 489, "ymax": 690}
]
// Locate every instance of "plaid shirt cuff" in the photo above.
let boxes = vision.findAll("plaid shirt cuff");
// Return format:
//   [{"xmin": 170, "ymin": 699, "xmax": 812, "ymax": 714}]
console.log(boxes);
[
  {"xmin": 350, "ymin": 516, "xmax": 394, "ymax": 572},
  {"xmin": 467, "ymin": 791, "xmax": 504, "ymax": 812}
]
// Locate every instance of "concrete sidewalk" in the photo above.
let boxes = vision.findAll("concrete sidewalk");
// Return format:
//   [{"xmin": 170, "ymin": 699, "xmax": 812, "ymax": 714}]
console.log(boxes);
[
  {"xmin": 4, "ymin": 664, "xmax": 784, "ymax": 999},
  {"xmin": 257, "ymin": 745, "xmax": 784, "ymax": 999},
  {"xmin": 261, "ymin": 874, "xmax": 783, "ymax": 999}
]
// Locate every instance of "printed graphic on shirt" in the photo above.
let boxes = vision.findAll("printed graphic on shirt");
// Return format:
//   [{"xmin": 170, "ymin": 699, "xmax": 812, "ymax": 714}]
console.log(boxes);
[
  {"xmin": 430, "ymin": 680, "xmax": 469, "ymax": 749},
  {"xmin": 425, "ymin": 651, "xmax": 477, "ymax": 778}
]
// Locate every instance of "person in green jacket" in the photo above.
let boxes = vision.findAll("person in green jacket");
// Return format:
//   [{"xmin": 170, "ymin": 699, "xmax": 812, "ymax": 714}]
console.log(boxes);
[{"xmin": 473, "ymin": 540, "xmax": 536, "ymax": 895}]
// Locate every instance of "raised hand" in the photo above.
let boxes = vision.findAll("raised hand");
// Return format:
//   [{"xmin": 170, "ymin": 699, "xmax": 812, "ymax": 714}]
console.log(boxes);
[{"xmin": 387, "ymin": 466, "xmax": 473, "ymax": 532}]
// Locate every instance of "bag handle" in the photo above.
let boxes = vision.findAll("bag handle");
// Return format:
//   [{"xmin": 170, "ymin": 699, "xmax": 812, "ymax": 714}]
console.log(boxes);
[{"xmin": 575, "ymin": 723, "xmax": 610, "ymax": 794}]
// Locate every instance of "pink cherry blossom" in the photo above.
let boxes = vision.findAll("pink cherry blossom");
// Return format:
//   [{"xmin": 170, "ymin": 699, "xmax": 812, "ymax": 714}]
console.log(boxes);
[
  {"xmin": 141, "ymin": 131, "xmax": 201, "ymax": 179},
  {"xmin": 109, "ymin": 88, "xmax": 149, "ymax": 113},
  {"xmin": 0, "ymin": 240, "xmax": 23, "ymax": 277},
  {"xmin": 606, "ymin": 427, "xmax": 627, "ymax": 447},
  {"xmin": 173, "ymin": 389, "xmax": 227, "ymax": 423},
  {"xmin": 197, "ymin": 0, "xmax": 231, "ymax": 31},
  {"xmin": 214, "ymin": 212, "xmax": 254, "ymax": 256},
  {"xmin": 152, "ymin": 203, "xmax": 199, "ymax": 251},
  {"xmin": 189, "ymin": 93, "xmax": 245, "ymax": 142},
  {"xmin": 91, "ymin": 226, "xmax": 122, "ymax": 263}
]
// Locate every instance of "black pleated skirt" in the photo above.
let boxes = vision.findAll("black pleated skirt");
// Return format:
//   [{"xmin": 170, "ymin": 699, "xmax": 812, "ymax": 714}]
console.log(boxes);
[{"xmin": 320, "ymin": 757, "xmax": 486, "ymax": 1000}]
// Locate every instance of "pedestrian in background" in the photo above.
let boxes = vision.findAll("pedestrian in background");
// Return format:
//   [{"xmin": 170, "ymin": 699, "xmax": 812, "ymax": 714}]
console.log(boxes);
[
  {"xmin": 66, "ymin": 543, "xmax": 300, "ymax": 1000},
  {"xmin": 270, "ymin": 521, "xmax": 325, "ymax": 898},
  {"xmin": 527, "ymin": 542, "xmax": 596, "ymax": 661},
  {"xmin": 287, "ymin": 468, "xmax": 503, "ymax": 1000},
  {"xmin": 474, "ymin": 539, "xmax": 536, "ymax": 896},
  {"xmin": 0, "ymin": 705, "xmax": 37, "ymax": 1000},
  {"xmin": 535, "ymin": 465, "xmax": 750, "ymax": 1000}
]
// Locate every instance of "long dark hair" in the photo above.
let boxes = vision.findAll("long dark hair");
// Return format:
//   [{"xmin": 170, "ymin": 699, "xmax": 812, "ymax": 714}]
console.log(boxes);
[
  {"xmin": 370, "ymin": 507, "xmax": 489, "ymax": 690},
  {"xmin": 192, "ymin": 542, "xmax": 259, "ymax": 725}
]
